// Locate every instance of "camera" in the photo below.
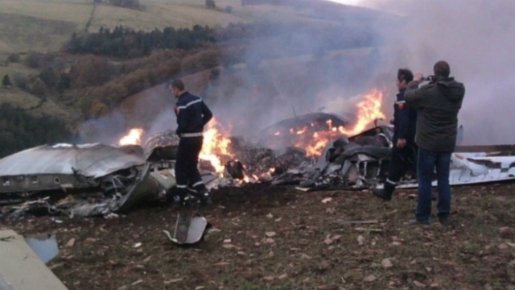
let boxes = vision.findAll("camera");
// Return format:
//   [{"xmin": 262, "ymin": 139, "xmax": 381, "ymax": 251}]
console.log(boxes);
[{"xmin": 422, "ymin": 75, "xmax": 435, "ymax": 81}]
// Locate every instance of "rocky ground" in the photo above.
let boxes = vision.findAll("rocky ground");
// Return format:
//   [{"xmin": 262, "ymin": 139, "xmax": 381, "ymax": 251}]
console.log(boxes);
[{"xmin": 2, "ymin": 182, "xmax": 514, "ymax": 290}]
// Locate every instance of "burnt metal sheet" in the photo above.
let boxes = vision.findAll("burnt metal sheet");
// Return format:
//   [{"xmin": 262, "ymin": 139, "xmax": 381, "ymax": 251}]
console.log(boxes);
[
  {"xmin": 0, "ymin": 229, "xmax": 68, "ymax": 290},
  {"xmin": 0, "ymin": 144, "xmax": 145, "ymax": 178}
]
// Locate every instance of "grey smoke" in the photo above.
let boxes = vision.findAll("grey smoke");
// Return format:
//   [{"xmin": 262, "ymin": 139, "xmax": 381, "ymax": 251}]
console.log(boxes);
[
  {"xmin": 80, "ymin": 0, "xmax": 515, "ymax": 146},
  {"xmin": 368, "ymin": 0, "xmax": 515, "ymax": 145}
]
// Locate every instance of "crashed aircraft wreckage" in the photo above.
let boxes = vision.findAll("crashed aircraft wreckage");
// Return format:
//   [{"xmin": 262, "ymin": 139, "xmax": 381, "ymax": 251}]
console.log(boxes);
[
  {"xmin": 0, "ymin": 143, "xmax": 160, "ymax": 219},
  {"xmin": 0, "ymin": 117, "xmax": 514, "ymax": 219}
]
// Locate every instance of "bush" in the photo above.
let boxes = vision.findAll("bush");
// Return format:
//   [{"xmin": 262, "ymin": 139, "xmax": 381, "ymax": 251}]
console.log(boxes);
[{"xmin": 7, "ymin": 53, "xmax": 20, "ymax": 63}]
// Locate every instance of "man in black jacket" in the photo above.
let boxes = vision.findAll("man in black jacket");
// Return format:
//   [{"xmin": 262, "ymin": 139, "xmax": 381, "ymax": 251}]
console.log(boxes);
[
  {"xmin": 168, "ymin": 79, "xmax": 213, "ymax": 206},
  {"xmin": 373, "ymin": 68, "xmax": 417, "ymax": 201},
  {"xmin": 405, "ymin": 61, "xmax": 465, "ymax": 224}
]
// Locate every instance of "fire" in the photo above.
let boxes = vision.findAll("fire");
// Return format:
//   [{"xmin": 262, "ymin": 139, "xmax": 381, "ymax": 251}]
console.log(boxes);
[
  {"xmin": 291, "ymin": 89, "xmax": 385, "ymax": 157},
  {"xmin": 118, "ymin": 128, "xmax": 144, "ymax": 146},
  {"xmin": 200, "ymin": 118, "xmax": 233, "ymax": 173},
  {"xmin": 338, "ymin": 89, "xmax": 385, "ymax": 136}
]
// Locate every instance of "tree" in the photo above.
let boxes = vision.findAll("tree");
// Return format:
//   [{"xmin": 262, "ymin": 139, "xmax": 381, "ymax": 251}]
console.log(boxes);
[{"xmin": 2, "ymin": 75, "xmax": 12, "ymax": 87}]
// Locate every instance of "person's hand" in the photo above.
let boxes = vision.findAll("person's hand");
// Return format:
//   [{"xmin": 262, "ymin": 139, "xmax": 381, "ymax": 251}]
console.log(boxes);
[
  {"xmin": 396, "ymin": 138, "xmax": 407, "ymax": 148},
  {"xmin": 414, "ymin": 73, "xmax": 424, "ymax": 82}
]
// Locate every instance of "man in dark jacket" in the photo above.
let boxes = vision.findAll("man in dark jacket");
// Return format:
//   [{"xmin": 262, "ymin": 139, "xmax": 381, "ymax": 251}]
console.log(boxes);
[
  {"xmin": 373, "ymin": 68, "xmax": 417, "ymax": 201},
  {"xmin": 168, "ymin": 79, "xmax": 213, "ymax": 206},
  {"xmin": 405, "ymin": 61, "xmax": 465, "ymax": 224}
]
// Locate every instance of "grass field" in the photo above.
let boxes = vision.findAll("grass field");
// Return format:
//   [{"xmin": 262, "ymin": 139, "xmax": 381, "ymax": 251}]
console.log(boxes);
[
  {"xmin": 0, "ymin": 87, "xmax": 78, "ymax": 122},
  {"xmin": 0, "ymin": 0, "xmax": 349, "ymax": 54}
]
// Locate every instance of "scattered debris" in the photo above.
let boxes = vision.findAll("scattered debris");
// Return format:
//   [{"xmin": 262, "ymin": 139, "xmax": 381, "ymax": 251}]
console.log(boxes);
[
  {"xmin": 163, "ymin": 213, "xmax": 208, "ymax": 245},
  {"xmin": 1, "ymin": 116, "xmax": 514, "ymax": 220}
]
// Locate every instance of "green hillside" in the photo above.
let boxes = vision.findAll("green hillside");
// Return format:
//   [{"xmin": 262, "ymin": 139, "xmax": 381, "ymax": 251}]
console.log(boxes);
[{"xmin": 0, "ymin": 0, "xmax": 346, "ymax": 55}]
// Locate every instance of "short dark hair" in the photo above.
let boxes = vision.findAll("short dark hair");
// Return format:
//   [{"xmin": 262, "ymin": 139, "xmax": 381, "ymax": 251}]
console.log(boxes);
[
  {"xmin": 397, "ymin": 68, "xmax": 414, "ymax": 83},
  {"xmin": 433, "ymin": 60, "xmax": 450, "ymax": 77},
  {"xmin": 170, "ymin": 79, "xmax": 185, "ymax": 91}
]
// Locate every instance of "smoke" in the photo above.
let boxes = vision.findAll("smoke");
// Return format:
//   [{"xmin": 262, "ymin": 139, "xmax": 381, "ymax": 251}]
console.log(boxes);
[
  {"xmin": 203, "ymin": 3, "xmax": 385, "ymax": 140},
  {"xmin": 78, "ymin": 84, "xmax": 173, "ymax": 145},
  {"xmin": 366, "ymin": 0, "xmax": 515, "ymax": 145},
  {"xmin": 79, "ymin": 0, "xmax": 515, "ymax": 146}
]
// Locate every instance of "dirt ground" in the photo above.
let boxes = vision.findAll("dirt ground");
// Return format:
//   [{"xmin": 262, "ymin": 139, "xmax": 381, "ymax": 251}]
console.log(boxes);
[{"xmin": 2, "ymin": 182, "xmax": 514, "ymax": 290}]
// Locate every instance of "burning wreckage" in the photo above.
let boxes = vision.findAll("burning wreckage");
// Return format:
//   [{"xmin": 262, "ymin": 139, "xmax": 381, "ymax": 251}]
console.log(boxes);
[{"xmin": 1, "ymin": 94, "xmax": 514, "ymax": 219}]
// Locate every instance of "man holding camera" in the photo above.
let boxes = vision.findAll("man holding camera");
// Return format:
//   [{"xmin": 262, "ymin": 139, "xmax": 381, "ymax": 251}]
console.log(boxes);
[
  {"xmin": 373, "ymin": 69, "xmax": 418, "ymax": 201},
  {"xmin": 405, "ymin": 61, "xmax": 465, "ymax": 225}
]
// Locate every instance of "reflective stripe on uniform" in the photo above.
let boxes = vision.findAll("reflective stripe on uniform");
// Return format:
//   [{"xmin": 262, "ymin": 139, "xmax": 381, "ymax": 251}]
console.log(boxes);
[
  {"xmin": 181, "ymin": 132, "xmax": 203, "ymax": 138},
  {"xmin": 193, "ymin": 181, "xmax": 204, "ymax": 187},
  {"xmin": 177, "ymin": 99, "xmax": 202, "ymax": 111},
  {"xmin": 386, "ymin": 178, "xmax": 397, "ymax": 185},
  {"xmin": 176, "ymin": 184, "xmax": 187, "ymax": 188}
]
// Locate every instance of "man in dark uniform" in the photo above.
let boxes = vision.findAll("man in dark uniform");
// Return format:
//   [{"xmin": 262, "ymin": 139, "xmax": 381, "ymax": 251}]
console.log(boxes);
[
  {"xmin": 167, "ymin": 79, "xmax": 213, "ymax": 206},
  {"xmin": 373, "ymin": 69, "xmax": 417, "ymax": 200}
]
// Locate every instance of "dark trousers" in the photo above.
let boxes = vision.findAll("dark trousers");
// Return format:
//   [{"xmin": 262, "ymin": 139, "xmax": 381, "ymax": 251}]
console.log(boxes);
[
  {"xmin": 175, "ymin": 137, "xmax": 206, "ymax": 194},
  {"xmin": 383, "ymin": 145, "xmax": 417, "ymax": 197},
  {"xmin": 416, "ymin": 148, "xmax": 452, "ymax": 223}
]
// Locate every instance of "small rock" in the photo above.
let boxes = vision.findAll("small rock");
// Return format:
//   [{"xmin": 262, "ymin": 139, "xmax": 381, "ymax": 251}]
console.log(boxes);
[
  {"xmin": 223, "ymin": 239, "xmax": 232, "ymax": 244},
  {"xmin": 364, "ymin": 274, "xmax": 377, "ymax": 282},
  {"xmin": 413, "ymin": 280, "xmax": 426, "ymax": 288},
  {"xmin": 266, "ymin": 213, "xmax": 274, "ymax": 219},
  {"xmin": 164, "ymin": 278, "xmax": 183, "ymax": 284},
  {"xmin": 381, "ymin": 258, "xmax": 393, "ymax": 269},
  {"xmin": 133, "ymin": 242, "xmax": 142, "ymax": 248},
  {"xmin": 317, "ymin": 260, "xmax": 331, "ymax": 272},
  {"xmin": 321, "ymin": 197, "xmax": 333, "ymax": 204},
  {"xmin": 85, "ymin": 237, "xmax": 97, "ymax": 243},
  {"xmin": 264, "ymin": 238, "xmax": 275, "ymax": 244},
  {"xmin": 265, "ymin": 232, "xmax": 277, "ymax": 237},
  {"xmin": 277, "ymin": 274, "xmax": 288, "ymax": 280},
  {"xmin": 263, "ymin": 276, "xmax": 274, "ymax": 281},
  {"xmin": 357, "ymin": 235, "xmax": 365, "ymax": 246},
  {"xmin": 65, "ymin": 238, "xmax": 76, "ymax": 248}
]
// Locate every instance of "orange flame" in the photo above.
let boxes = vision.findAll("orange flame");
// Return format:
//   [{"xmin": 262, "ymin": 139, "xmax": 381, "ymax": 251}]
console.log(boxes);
[
  {"xmin": 292, "ymin": 89, "xmax": 385, "ymax": 157},
  {"xmin": 200, "ymin": 118, "xmax": 233, "ymax": 173},
  {"xmin": 338, "ymin": 89, "xmax": 385, "ymax": 136},
  {"xmin": 118, "ymin": 128, "xmax": 144, "ymax": 146}
]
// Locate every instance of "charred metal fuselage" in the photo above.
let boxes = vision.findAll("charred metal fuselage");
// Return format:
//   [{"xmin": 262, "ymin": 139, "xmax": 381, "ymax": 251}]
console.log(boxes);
[{"xmin": 0, "ymin": 144, "xmax": 160, "ymax": 218}]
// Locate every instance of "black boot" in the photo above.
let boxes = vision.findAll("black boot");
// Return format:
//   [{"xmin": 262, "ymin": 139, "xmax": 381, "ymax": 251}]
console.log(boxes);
[
  {"xmin": 372, "ymin": 182, "xmax": 395, "ymax": 201},
  {"xmin": 193, "ymin": 184, "xmax": 212, "ymax": 207},
  {"xmin": 166, "ymin": 187, "xmax": 188, "ymax": 206}
]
